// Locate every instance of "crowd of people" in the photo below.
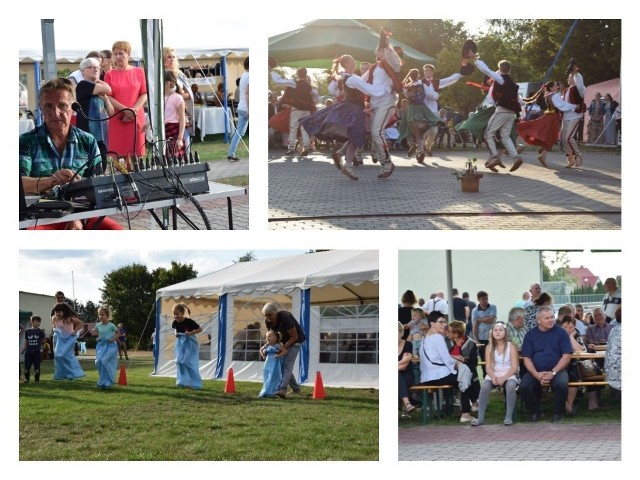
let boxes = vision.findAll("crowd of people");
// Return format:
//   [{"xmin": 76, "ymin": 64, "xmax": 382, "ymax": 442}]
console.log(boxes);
[
  {"xmin": 19, "ymin": 43, "xmax": 246, "ymax": 229},
  {"xmin": 398, "ymin": 278, "xmax": 621, "ymax": 425},
  {"xmin": 269, "ymin": 36, "xmax": 620, "ymax": 183}
]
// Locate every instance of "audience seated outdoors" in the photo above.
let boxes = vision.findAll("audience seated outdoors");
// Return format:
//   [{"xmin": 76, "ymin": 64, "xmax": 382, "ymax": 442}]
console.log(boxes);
[
  {"xmin": 419, "ymin": 311, "xmax": 475, "ymax": 423},
  {"xmin": 399, "ymin": 284, "xmax": 622, "ymax": 426}
]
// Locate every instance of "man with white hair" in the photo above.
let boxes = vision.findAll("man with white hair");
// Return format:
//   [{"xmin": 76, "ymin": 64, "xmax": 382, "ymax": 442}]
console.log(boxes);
[
  {"xmin": 520, "ymin": 306, "xmax": 573, "ymax": 423},
  {"xmin": 424, "ymin": 290, "xmax": 449, "ymax": 319}
]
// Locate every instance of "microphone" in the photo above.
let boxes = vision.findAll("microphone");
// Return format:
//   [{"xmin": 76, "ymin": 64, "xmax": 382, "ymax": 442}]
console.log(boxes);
[{"xmin": 71, "ymin": 102, "xmax": 83, "ymax": 114}]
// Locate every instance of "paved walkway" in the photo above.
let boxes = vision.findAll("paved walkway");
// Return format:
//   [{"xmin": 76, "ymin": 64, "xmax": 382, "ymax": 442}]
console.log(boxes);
[
  {"xmin": 114, "ymin": 159, "xmax": 249, "ymax": 230},
  {"xmin": 399, "ymin": 422, "xmax": 621, "ymax": 460},
  {"xmin": 268, "ymin": 146, "xmax": 620, "ymax": 230}
]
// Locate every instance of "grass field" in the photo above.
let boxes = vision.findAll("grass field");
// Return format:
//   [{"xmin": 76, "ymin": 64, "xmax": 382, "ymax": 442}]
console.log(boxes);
[
  {"xmin": 19, "ymin": 356, "xmax": 378, "ymax": 461},
  {"xmin": 191, "ymin": 133, "xmax": 249, "ymax": 162}
]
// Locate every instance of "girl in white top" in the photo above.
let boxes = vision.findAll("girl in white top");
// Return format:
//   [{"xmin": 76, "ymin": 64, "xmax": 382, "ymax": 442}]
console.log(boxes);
[{"xmin": 472, "ymin": 321, "xmax": 519, "ymax": 426}]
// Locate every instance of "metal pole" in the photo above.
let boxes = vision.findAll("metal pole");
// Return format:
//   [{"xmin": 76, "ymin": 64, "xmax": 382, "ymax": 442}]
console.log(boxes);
[
  {"xmin": 71, "ymin": 270, "xmax": 76, "ymax": 311},
  {"xmin": 542, "ymin": 19, "xmax": 579, "ymax": 83},
  {"xmin": 445, "ymin": 250, "xmax": 453, "ymax": 322}
]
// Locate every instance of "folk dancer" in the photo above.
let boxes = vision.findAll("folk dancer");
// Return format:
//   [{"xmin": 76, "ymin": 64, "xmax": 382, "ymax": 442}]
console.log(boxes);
[
  {"xmin": 470, "ymin": 52, "xmax": 525, "ymax": 172},
  {"xmin": 561, "ymin": 59, "xmax": 586, "ymax": 167},
  {"xmin": 418, "ymin": 64, "xmax": 461, "ymax": 158},
  {"xmin": 517, "ymin": 81, "xmax": 581, "ymax": 167}
]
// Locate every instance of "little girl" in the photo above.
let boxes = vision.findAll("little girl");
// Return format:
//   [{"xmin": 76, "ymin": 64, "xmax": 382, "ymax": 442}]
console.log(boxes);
[
  {"xmin": 94, "ymin": 305, "xmax": 119, "ymax": 388},
  {"xmin": 172, "ymin": 303, "xmax": 203, "ymax": 389},
  {"xmin": 258, "ymin": 330, "xmax": 284, "ymax": 398},
  {"xmin": 164, "ymin": 71, "xmax": 186, "ymax": 159},
  {"xmin": 51, "ymin": 303, "xmax": 86, "ymax": 380},
  {"xmin": 472, "ymin": 321, "xmax": 519, "ymax": 426}
]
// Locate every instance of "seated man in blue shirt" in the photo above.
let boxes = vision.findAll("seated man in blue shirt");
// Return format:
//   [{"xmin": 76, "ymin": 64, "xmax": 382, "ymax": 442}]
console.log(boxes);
[
  {"xmin": 520, "ymin": 305, "xmax": 573, "ymax": 423},
  {"xmin": 19, "ymin": 78, "xmax": 122, "ymax": 230}
]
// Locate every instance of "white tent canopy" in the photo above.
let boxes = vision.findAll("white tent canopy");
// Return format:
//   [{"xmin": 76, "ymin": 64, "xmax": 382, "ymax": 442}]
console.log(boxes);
[
  {"xmin": 154, "ymin": 250, "xmax": 379, "ymax": 388},
  {"xmin": 19, "ymin": 48, "xmax": 248, "ymax": 63},
  {"xmin": 157, "ymin": 249, "xmax": 378, "ymax": 302}
]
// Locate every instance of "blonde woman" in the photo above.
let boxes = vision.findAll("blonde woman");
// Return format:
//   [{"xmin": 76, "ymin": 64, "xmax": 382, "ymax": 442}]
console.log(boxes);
[{"xmin": 471, "ymin": 321, "xmax": 519, "ymax": 426}]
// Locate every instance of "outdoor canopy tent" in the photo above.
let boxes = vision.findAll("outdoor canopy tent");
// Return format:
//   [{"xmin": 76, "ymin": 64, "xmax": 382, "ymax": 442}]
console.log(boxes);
[
  {"xmin": 269, "ymin": 19, "xmax": 436, "ymax": 70},
  {"xmin": 154, "ymin": 250, "xmax": 379, "ymax": 388}
]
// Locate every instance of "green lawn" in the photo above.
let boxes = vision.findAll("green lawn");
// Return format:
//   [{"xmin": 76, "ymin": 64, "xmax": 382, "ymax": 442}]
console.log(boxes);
[
  {"xmin": 190, "ymin": 133, "xmax": 249, "ymax": 162},
  {"xmin": 19, "ymin": 357, "xmax": 377, "ymax": 461},
  {"xmin": 399, "ymin": 383, "xmax": 621, "ymax": 427}
]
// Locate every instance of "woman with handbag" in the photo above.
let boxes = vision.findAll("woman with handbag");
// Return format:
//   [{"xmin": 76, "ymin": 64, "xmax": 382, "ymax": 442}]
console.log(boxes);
[{"xmin": 419, "ymin": 311, "xmax": 475, "ymax": 423}]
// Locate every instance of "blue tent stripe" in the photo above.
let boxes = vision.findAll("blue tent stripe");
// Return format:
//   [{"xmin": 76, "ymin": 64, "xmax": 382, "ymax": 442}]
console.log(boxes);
[
  {"xmin": 299, "ymin": 289, "xmax": 311, "ymax": 384},
  {"xmin": 153, "ymin": 298, "xmax": 160, "ymax": 373},
  {"xmin": 215, "ymin": 294, "xmax": 228, "ymax": 379}
]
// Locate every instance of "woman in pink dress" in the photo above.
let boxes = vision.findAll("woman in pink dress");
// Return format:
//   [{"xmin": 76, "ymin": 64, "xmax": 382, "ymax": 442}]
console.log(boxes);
[{"xmin": 105, "ymin": 40, "xmax": 148, "ymax": 158}]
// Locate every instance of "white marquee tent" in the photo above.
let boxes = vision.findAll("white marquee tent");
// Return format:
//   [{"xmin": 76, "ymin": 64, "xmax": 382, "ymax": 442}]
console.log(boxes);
[{"xmin": 154, "ymin": 250, "xmax": 379, "ymax": 388}]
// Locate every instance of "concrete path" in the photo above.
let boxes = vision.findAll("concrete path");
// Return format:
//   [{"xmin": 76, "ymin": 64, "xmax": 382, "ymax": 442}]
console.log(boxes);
[
  {"xmin": 268, "ymin": 146, "xmax": 620, "ymax": 230},
  {"xmin": 114, "ymin": 158, "xmax": 249, "ymax": 230},
  {"xmin": 399, "ymin": 422, "xmax": 621, "ymax": 461}
]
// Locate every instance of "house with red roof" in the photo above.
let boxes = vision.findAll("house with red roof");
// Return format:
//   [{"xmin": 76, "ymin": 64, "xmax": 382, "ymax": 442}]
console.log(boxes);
[{"xmin": 567, "ymin": 266, "xmax": 600, "ymax": 288}]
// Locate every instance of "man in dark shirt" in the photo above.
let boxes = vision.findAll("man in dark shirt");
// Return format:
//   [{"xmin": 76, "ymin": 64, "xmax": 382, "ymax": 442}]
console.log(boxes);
[
  {"xmin": 262, "ymin": 302, "xmax": 306, "ymax": 398},
  {"xmin": 451, "ymin": 288, "xmax": 469, "ymax": 322},
  {"xmin": 520, "ymin": 306, "xmax": 573, "ymax": 423}
]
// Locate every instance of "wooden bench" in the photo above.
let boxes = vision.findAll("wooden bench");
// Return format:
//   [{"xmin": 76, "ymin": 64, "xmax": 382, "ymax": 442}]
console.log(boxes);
[
  {"xmin": 409, "ymin": 384, "xmax": 456, "ymax": 424},
  {"xmin": 568, "ymin": 381, "xmax": 608, "ymax": 387}
]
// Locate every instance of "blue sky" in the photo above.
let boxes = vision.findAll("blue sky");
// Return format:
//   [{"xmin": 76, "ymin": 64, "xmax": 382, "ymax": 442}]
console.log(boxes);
[{"xmin": 19, "ymin": 250, "xmax": 308, "ymax": 304}]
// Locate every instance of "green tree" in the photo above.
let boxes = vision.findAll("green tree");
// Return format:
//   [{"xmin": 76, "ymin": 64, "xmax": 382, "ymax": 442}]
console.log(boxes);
[
  {"xmin": 233, "ymin": 251, "xmax": 257, "ymax": 263},
  {"xmin": 151, "ymin": 261, "xmax": 198, "ymax": 293},
  {"xmin": 542, "ymin": 252, "xmax": 575, "ymax": 288},
  {"xmin": 100, "ymin": 263, "xmax": 155, "ymax": 346},
  {"xmin": 75, "ymin": 300, "xmax": 100, "ymax": 323}
]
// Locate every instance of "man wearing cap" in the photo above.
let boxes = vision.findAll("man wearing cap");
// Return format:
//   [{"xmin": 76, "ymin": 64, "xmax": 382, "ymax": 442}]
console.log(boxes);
[
  {"xmin": 601, "ymin": 278, "xmax": 621, "ymax": 323},
  {"xmin": 468, "ymin": 52, "xmax": 525, "ymax": 172},
  {"xmin": 520, "ymin": 306, "xmax": 573, "ymax": 423},
  {"xmin": 561, "ymin": 59, "xmax": 586, "ymax": 167}
]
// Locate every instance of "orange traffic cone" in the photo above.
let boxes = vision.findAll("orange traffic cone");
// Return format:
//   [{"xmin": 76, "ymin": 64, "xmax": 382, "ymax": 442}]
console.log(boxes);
[
  {"xmin": 224, "ymin": 368, "xmax": 236, "ymax": 394},
  {"xmin": 118, "ymin": 365, "xmax": 128, "ymax": 386},
  {"xmin": 312, "ymin": 371, "xmax": 325, "ymax": 400}
]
